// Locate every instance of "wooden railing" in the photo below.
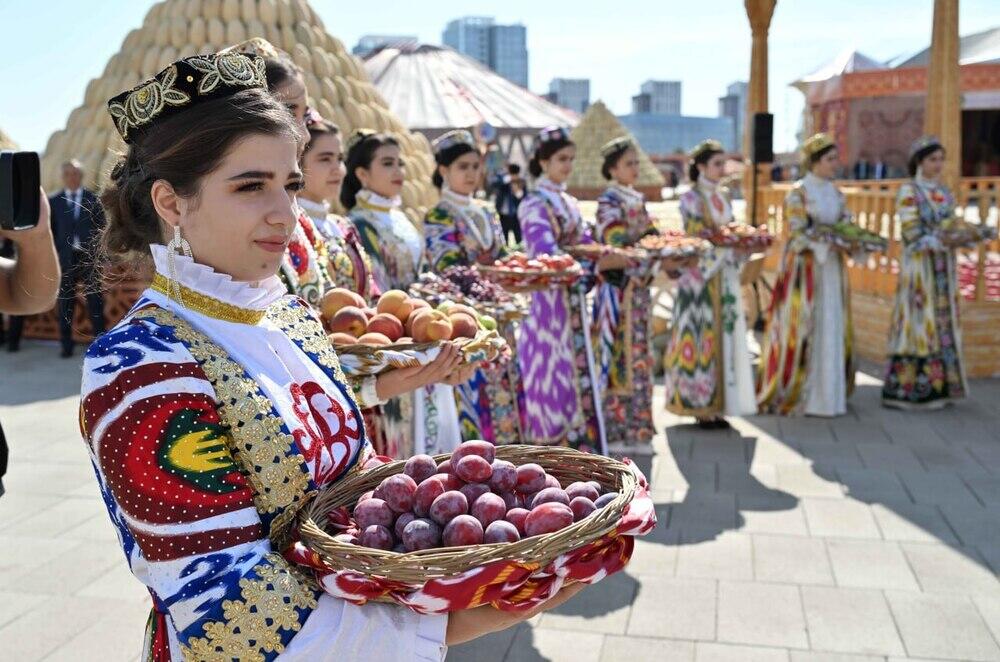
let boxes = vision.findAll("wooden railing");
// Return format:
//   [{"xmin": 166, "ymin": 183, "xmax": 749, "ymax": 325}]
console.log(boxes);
[{"xmin": 758, "ymin": 177, "xmax": 1000, "ymax": 302}]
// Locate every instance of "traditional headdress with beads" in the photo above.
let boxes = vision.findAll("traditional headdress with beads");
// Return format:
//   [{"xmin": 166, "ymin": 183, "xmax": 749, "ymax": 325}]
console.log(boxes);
[
  {"xmin": 600, "ymin": 136, "xmax": 634, "ymax": 159},
  {"xmin": 432, "ymin": 129, "xmax": 476, "ymax": 156}
]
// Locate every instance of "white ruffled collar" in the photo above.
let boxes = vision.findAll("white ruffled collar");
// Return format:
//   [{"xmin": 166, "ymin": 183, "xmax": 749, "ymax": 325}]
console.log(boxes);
[
  {"xmin": 357, "ymin": 188, "xmax": 402, "ymax": 211},
  {"xmin": 441, "ymin": 186, "xmax": 473, "ymax": 208},
  {"xmin": 297, "ymin": 196, "xmax": 331, "ymax": 217},
  {"xmin": 150, "ymin": 243, "xmax": 286, "ymax": 312}
]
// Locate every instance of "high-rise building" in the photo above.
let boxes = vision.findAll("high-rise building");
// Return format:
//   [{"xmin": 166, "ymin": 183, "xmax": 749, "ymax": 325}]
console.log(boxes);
[
  {"xmin": 548, "ymin": 78, "xmax": 590, "ymax": 113},
  {"xmin": 637, "ymin": 80, "xmax": 681, "ymax": 115},
  {"xmin": 718, "ymin": 81, "xmax": 748, "ymax": 150},
  {"xmin": 352, "ymin": 35, "xmax": 419, "ymax": 57},
  {"xmin": 443, "ymin": 16, "xmax": 529, "ymax": 88}
]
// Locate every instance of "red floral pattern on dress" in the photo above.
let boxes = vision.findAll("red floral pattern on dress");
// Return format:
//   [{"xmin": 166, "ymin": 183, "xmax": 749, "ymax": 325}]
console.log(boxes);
[{"xmin": 290, "ymin": 381, "xmax": 361, "ymax": 485}]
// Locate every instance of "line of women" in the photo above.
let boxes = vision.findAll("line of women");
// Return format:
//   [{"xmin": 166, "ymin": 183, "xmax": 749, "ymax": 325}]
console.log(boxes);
[{"xmin": 77, "ymin": 38, "xmax": 978, "ymax": 660}]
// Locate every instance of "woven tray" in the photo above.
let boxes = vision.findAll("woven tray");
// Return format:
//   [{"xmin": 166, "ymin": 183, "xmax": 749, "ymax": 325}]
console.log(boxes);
[
  {"xmin": 477, "ymin": 264, "xmax": 583, "ymax": 292},
  {"xmin": 334, "ymin": 327, "xmax": 508, "ymax": 376},
  {"xmin": 287, "ymin": 445, "xmax": 657, "ymax": 614}
]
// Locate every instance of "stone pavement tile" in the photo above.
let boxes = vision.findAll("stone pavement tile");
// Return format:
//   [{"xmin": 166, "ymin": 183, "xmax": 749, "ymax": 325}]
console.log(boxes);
[
  {"xmin": 880, "ymin": 421, "xmax": 946, "ymax": 446},
  {"xmin": 800, "ymin": 586, "xmax": 905, "ymax": 656},
  {"xmin": 802, "ymin": 499, "xmax": 881, "ymax": 539},
  {"xmin": 776, "ymin": 465, "xmax": 845, "ymax": 499},
  {"xmin": 506, "ymin": 625, "xmax": 604, "ymax": 662},
  {"xmin": 2, "ymin": 497, "xmax": 107, "ymax": 539},
  {"xmin": 901, "ymin": 542, "xmax": 1000, "ymax": 595},
  {"xmin": 835, "ymin": 468, "xmax": 911, "ymax": 503},
  {"xmin": 965, "ymin": 441, "xmax": 1000, "ymax": 472},
  {"xmin": 5, "ymin": 534, "xmax": 122, "ymax": 595},
  {"xmin": 690, "ymin": 435, "xmax": 750, "ymax": 464},
  {"xmin": 830, "ymin": 420, "xmax": 891, "ymax": 445},
  {"xmin": 42, "ymin": 603, "xmax": 145, "ymax": 662},
  {"xmin": 966, "ymin": 476, "xmax": 1000, "ymax": 506},
  {"xmin": 855, "ymin": 444, "xmax": 924, "ymax": 471},
  {"xmin": 869, "ymin": 501, "xmax": 959, "ymax": 544},
  {"xmin": 448, "ymin": 622, "xmax": 524, "ymax": 661},
  {"xmin": 0, "ymin": 535, "xmax": 82, "ymax": 588},
  {"xmin": 676, "ymin": 532, "xmax": 753, "ymax": 580},
  {"xmin": 695, "ymin": 642, "xmax": 789, "ymax": 661},
  {"xmin": 1, "ymin": 462, "xmax": 95, "ymax": 497},
  {"xmin": 744, "ymin": 434, "xmax": 810, "ymax": 467},
  {"xmin": 627, "ymin": 576, "xmax": 716, "ymax": 640},
  {"xmin": 777, "ymin": 418, "xmax": 837, "ymax": 446},
  {"xmin": 626, "ymin": 538, "xmax": 678, "ymax": 576},
  {"xmin": 909, "ymin": 443, "xmax": 990, "ymax": 475},
  {"xmin": 717, "ymin": 581, "xmax": 808, "ymax": 649},
  {"xmin": 974, "ymin": 595, "xmax": 1000, "ymax": 650},
  {"xmin": 896, "ymin": 470, "xmax": 981, "ymax": 506},
  {"xmin": 790, "ymin": 654, "xmax": 885, "ymax": 662},
  {"xmin": 0, "ymin": 492, "xmax": 62, "ymax": 531},
  {"xmin": 736, "ymin": 500, "xmax": 810, "ymax": 537},
  {"xmin": 668, "ymin": 493, "xmax": 737, "ymax": 531},
  {"xmin": 600, "ymin": 636, "xmax": 694, "ymax": 662},
  {"xmin": 793, "ymin": 444, "xmax": 863, "ymax": 471},
  {"xmin": 61, "ymin": 512, "xmax": 123, "ymax": 543},
  {"xmin": 939, "ymin": 502, "xmax": 1000, "ymax": 548},
  {"xmin": 932, "ymin": 419, "xmax": 1000, "ymax": 446},
  {"xmin": 75, "ymin": 562, "xmax": 149, "ymax": 604},
  {"xmin": 666, "ymin": 460, "xmax": 717, "ymax": 493},
  {"xmin": 752, "ymin": 534, "xmax": 834, "ymax": 585},
  {"xmin": 539, "ymin": 571, "xmax": 637, "ymax": 635},
  {"xmin": 0, "ymin": 595, "xmax": 128, "ymax": 661},
  {"xmin": 717, "ymin": 463, "xmax": 782, "ymax": 497},
  {"xmin": 825, "ymin": 539, "xmax": 919, "ymax": 590},
  {"xmin": 0, "ymin": 591, "xmax": 46, "ymax": 629},
  {"xmin": 886, "ymin": 590, "xmax": 1000, "ymax": 661}
]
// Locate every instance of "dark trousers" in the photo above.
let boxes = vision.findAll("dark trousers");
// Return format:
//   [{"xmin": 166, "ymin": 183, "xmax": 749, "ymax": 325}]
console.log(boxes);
[
  {"xmin": 58, "ymin": 252, "xmax": 106, "ymax": 351},
  {"xmin": 1, "ymin": 315, "xmax": 24, "ymax": 350},
  {"xmin": 500, "ymin": 214, "xmax": 522, "ymax": 245},
  {"xmin": 0, "ymin": 419, "xmax": 7, "ymax": 497}
]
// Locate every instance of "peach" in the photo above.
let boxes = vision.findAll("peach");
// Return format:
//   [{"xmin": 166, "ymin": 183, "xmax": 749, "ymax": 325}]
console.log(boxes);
[
  {"xmin": 408, "ymin": 309, "xmax": 435, "ymax": 341},
  {"xmin": 397, "ymin": 336, "xmax": 414, "ymax": 344},
  {"xmin": 362, "ymin": 307, "xmax": 377, "ymax": 321},
  {"xmin": 409, "ymin": 298, "xmax": 431, "ymax": 313},
  {"xmin": 329, "ymin": 332, "xmax": 359, "ymax": 345},
  {"xmin": 320, "ymin": 288, "xmax": 365, "ymax": 321},
  {"xmin": 377, "ymin": 289, "xmax": 414, "ymax": 323},
  {"xmin": 424, "ymin": 315, "xmax": 453, "ymax": 342},
  {"xmin": 449, "ymin": 312, "xmax": 478, "ymax": 340},
  {"xmin": 328, "ymin": 306, "xmax": 368, "ymax": 337},
  {"xmin": 446, "ymin": 303, "xmax": 479, "ymax": 320},
  {"xmin": 366, "ymin": 313, "xmax": 404, "ymax": 341},
  {"xmin": 357, "ymin": 332, "xmax": 392, "ymax": 346}
]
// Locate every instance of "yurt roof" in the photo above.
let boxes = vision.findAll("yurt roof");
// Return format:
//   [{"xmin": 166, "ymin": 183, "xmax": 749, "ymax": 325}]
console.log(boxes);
[
  {"xmin": 40, "ymin": 0, "xmax": 438, "ymax": 221},
  {"xmin": 791, "ymin": 48, "xmax": 885, "ymax": 92},
  {"xmin": 892, "ymin": 25, "xmax": 1000, "ymax": 68},
  {"xmin": 363, "ymin": 43, "xmax": 578, "ymax": 132},
  {"xmin": 0, "ymin": 128, "xmax": 17, "ymax": 151},
  {"xmin": 567, "ymin": 100, "xmax": 664, "ymax": 190}
]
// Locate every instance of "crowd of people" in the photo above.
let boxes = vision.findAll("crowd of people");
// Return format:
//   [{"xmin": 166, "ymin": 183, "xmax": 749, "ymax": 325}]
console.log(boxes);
[{"xmin": 0, "ymin": 36, "xmax": 982, "ymax": 660}]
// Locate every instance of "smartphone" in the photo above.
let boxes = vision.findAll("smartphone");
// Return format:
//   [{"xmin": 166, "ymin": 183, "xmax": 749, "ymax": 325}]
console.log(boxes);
[{"xmin": 0, "ymin": 151, "xmax": 40, "ymax": 231}]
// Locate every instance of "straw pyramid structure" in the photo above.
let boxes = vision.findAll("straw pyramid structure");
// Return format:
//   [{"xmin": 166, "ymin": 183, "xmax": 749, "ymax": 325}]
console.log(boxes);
[
  {"xmin": 39, "ymin": 0, "xmax": 438, "ymax": 222},
  {"xmin": 567, "ymin": 100, "xmax": 664, "ymax": 191},
  {"xmin": 0, "ymin": 129, "xmax": 17, "ymax": 151}
]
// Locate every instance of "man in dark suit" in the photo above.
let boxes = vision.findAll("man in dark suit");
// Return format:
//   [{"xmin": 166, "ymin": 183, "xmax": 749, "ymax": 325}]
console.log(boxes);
[{"xmin": 50, "ymin": 160, "xmax": 106, "ymax": 357}]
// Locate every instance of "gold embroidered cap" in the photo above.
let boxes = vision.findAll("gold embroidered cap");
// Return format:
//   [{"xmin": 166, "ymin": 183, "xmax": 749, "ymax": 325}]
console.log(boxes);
[
  {"xmin": 345, "ymin": 128, "xmax": 378, "ymax": 153},
  {"xmin": 801, "ymin": 133, "xmax": 836, "ymax": 162},
  {"xmin": 221, "ymin": 37, "xmax": 283, "ymax": 60},
  {"xmin": 107, "ymin": 52, "xmax": 267, "ymax": 144},
  {"xmin": 909, "ymin": 135, "xmax": 943, "ymax": 160},
  {"xmin": 432, "ymin": 129, "xmax": 476, "ymax": 156},
  {"xmin": 689, "ymin": 139, "xmax": 724, "ymax": 161},
  {"xmin": 600, "ymin": 136, "xmax": 634, "ymax": 159}
]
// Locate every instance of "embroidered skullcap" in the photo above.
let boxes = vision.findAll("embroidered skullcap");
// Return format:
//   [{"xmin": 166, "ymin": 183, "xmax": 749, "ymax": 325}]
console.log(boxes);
[
  {"xmin": 689, "ymin": 139, "xmax": 724, "ymax": 161},
  {"xmin": 909, "ymin": 135, "xmax": 943, "ymax": 160},
  {"xmin": 600, "ymin": 136, "xmax": 634, "ymax": 159},
  {"xmin": 432, "ymin": 129, "xmax": 476, "ymax": 156}
]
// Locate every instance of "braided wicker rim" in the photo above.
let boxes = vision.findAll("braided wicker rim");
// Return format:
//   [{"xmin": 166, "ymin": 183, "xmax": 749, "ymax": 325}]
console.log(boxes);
[
  {"xmin": 297, "ymin": 446, "xmax": 637, "ymax": 585},
  {"xmin": 333, "ymin": 328, "xmax": 499, "ymax": 358}
]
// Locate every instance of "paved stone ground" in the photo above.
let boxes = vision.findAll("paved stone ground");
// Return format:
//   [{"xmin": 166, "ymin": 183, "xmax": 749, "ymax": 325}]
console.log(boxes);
[{"xmin": 2, "ymin": 340, "xmax": 1000, "ymax": 661}]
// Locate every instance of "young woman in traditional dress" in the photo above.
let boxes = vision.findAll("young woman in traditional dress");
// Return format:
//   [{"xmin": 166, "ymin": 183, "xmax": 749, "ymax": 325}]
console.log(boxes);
[
  {"xmin": 517, "ymin": 126, "xmax": 608, "ymax": 453},
  {"xmin": 343, "ymin": 131, "xmax": 471, "ymax": 457},
  {"xmin": 592, "ymin": 137, "xmax": 658, "ymax": 446},
  {"xmin": 758, "ymin": 133, "xmax": 855, "ymax": 416},
  {"xmin": 423, "ymin": 130, "xmax": 525, "ymax": 444},
  {"xmin": 663, "ymin": 139, "xmax": 756, "ymax": 428},
  {"xmin": 882, "ymin": 136, "xmax": 969, "ymax": 409},
  {"xmin": 87, "ymin": 51, "xmax": 583, "ymax": 662}
]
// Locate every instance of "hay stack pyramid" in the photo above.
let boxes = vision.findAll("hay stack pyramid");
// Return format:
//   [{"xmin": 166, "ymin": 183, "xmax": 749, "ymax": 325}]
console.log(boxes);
[
  {"xmin": 40, "ymin": 0, "xmax": 438, "ymax": 222},
  {"xmin": 0, "ymin": 128, "xmax": 17, "ymax": 151},
  {"xmin": 567, "ymin": 100, "xmax": 664, "ymax": 191}
]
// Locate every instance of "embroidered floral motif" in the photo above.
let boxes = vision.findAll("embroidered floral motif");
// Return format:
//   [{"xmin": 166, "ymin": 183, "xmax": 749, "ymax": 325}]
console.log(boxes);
[
  {"xmin": 188, "ymin": 53, "xmax": 267, "ymax": 95},
  {"xmin": 108, "ymin": 65, "xmax": 190, "ymax": 141}
]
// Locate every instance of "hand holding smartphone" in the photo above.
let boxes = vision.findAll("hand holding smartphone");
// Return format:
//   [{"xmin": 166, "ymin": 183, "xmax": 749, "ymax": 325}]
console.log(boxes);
[{"xmin": 0, "ymin": 151, "xmax": 40, "ymax": 231}]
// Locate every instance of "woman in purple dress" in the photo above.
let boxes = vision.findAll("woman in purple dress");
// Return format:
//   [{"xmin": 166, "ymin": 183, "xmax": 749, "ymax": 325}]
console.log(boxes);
[{"xmin": 516, "ymin": 127, "xmax": 607, "ymax": 453}]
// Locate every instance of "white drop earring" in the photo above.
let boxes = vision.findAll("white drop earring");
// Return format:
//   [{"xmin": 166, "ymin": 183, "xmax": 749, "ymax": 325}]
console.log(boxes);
[{"xmin": 166, "ymin": 225, "xmax": 192, "ymax": 304}]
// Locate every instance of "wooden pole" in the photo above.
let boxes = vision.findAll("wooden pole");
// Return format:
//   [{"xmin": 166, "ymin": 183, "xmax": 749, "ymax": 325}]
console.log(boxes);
[
  {"xmin": 924, "ymin": 0, "xmax": 961, "ymax": 191},
  {"xmin": 743, "ymin": 0, "xmax": 777, "ymax": 222}
]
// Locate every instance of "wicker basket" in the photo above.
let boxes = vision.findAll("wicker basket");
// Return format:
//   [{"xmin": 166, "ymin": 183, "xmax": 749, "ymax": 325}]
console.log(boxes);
[
  {"xmin": 476, "ymin": 264, "xmax": 583, "ymax": 293},
  {"xmin": 289, "ymin": 445, "xmax": 656, "ymax": 613},
  {"xmin": 333, "ymin": 327, "xmax": 508, "ymax": 376}
]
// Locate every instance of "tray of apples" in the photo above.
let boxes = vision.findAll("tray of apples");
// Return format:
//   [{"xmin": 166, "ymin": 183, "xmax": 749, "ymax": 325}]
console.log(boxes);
[
  {"xmin": 637, "ymin": 230, "xmax": 710, "ymax": 259},
  {"xmin": 286, "ymin": 440, "xmax": 657, "ymax": 614},
  {"xmin": 320, "ymin": 288, "xmax": 509, "ymax": 374},
  {"xmin": 477, "ymin": 252, "xmax": 583, "ymax": 292},
  {"xmin": 700, "ymin": 223, "xmax": 774, "ymax": 250}
]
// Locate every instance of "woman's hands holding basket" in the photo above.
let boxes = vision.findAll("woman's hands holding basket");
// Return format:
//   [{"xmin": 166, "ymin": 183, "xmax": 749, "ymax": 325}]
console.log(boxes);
[{"xmin": 446, "ymin": 582, "xmax": 588, "ymax": 645}]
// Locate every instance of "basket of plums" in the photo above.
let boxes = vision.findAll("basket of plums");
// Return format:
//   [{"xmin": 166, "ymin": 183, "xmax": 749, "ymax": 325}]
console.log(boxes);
[{"xmin": 286, "ymin": 441, "xmax": 657, "ymax": 614}]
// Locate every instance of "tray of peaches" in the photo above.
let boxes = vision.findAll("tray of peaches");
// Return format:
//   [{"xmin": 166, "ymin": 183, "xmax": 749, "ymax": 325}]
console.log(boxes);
[
  {"xmin": 476, "ymin": 252, "xmax": 582, "ymax": 292},
  {"xmin": 699, "ymin": 223, "xmax": 774, "ymax": 250},
  {"xmin": 320, "ymin": 288, "xmax": 509, "ymax": 375}
]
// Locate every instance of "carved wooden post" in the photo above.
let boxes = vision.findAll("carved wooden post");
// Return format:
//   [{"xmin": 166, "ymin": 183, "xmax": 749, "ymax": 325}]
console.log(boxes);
[
  {"xmin": 924, "ymin": 0, "xmax": 961, "ymax": 191},
  {"xmin": 743, "ymin": 0, "xmax": 777, "ymax": 223}
]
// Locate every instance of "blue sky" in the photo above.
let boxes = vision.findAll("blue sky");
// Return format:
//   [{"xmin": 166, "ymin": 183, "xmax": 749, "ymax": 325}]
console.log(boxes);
[{"xmin": 0, "ymin": 0, "xmax": 996, "ymax": 153}]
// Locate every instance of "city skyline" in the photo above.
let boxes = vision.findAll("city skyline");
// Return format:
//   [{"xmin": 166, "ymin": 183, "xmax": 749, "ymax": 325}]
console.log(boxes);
[{"xmin": 0, "ymin": 1, "xmax": 996, "ymax": 153}]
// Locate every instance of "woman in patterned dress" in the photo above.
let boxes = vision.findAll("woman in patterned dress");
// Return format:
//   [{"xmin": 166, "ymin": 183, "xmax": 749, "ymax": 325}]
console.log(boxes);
[
  {"xmin": 757, "ymin": 133, "xmax": 856, "ymax": 416},
  {"xmin": 517, "ymin": 126, "xmax": 609, "ymax": 453},
  {"xmin": 882, "ymin": 136, "xmax": 969, "ymax": 409},
  {"xmin": 592, "ymin": 137, "xmax": 659, "ymax": 448},
  {"xmin": 342, "ymin": 131, "xmax": 471, "ymax": 457},
  {"xmin": 85, "ymin": 51, "xmax": 577, "ymax": 662},
  {"xmin": 663, "ymin": 139, "xmax": 756, "ymax": 428},
  {"xmin": 423, "ymin": 129, "xmax": 525, "ymax": 445}
]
